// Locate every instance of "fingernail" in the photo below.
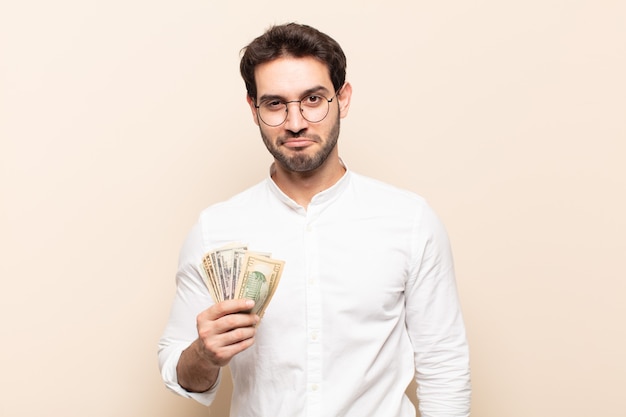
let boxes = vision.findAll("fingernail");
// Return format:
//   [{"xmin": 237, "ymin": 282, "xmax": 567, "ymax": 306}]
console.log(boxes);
[{"xmin": 245, "ymin": 299, "xmax": 255, "ymax": 308}]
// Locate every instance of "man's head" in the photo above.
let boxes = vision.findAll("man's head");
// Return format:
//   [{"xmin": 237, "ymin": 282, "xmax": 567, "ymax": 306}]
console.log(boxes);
[
  {"xmin": 240, "ymin": 23, "xmax": 352, "ymax": 175},
  {"xmin": 240, "ymin": 23, "xmax": 347, "ymax": 102}
]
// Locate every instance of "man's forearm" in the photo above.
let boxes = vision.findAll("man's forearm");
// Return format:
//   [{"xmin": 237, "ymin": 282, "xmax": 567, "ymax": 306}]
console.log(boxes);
[{"xmin": 176, "ymin": 339, "xmax": 220, "ymax": 393}]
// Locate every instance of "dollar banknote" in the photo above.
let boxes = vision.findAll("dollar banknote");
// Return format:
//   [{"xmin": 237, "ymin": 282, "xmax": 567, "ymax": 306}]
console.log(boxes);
[
  {"xmin": 201, "ymin": 243, "xmax": 247, "ymax": 302},
  {"xmin": 234, "ymin": 252, "xmax": 284, "ymax": 318},
  {"xmin": 200, "ymin": 244, "xmax": 284, "ymax": 317}
]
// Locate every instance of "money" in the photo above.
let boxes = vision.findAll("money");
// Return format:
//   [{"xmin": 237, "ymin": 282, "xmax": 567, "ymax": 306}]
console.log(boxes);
[
  {"xmin": 200, "ymin": 244, "xmax": 284, "ymax": 317},
  {"xmin": 234, "ymin": 253, "xmax": 284, "ymax": 317},
  {"xmin": 201, "ymin": 242, "xmax": 247, "ymax": 302}
]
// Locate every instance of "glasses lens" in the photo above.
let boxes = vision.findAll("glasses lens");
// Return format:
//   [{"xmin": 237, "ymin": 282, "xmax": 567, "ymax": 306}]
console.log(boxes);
[
  {"xmin": 258, "ymin": 101, "xmax": 287, "ymax": 126},
  {"xmin": 300, "ymin": 95, "xmax": 330, "ymax": 123}
]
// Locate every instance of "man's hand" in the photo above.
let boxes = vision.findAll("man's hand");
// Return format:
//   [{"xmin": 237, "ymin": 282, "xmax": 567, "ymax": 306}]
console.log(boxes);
[
  {"xmin": 196, "ymin": 298, "xmax": 260, "ymax": 366},
  {"xmin": 177, "ymin": 299, "xmax": 259, "ymax": 392}
]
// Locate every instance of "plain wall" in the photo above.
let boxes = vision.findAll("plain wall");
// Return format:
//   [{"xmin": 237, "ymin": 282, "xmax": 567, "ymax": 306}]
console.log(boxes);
[{"xmin": 1, "ymin": 1, "xmax": 625, "ymax": 416}]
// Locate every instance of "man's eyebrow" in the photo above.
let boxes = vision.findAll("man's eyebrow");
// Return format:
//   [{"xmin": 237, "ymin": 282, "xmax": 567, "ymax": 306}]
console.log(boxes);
[{"xmin": 258, "ymin": 85, "xmax": 331, "ymax": 103}]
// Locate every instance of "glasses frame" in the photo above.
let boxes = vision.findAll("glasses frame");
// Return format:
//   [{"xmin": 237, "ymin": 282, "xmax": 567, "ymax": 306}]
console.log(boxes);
[{"xmin": 254, "ymin": 86, "xmax": 343, "ymax": 127}]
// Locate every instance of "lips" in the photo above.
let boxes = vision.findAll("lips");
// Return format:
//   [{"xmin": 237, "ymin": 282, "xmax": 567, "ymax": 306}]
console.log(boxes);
[
  {"xmin": 283, "ymin": 139, "xmax": 315, "ymax": 148},
  {"xmin": 279, "ymin": 134, "xmax": 319, "ymax": 149}
]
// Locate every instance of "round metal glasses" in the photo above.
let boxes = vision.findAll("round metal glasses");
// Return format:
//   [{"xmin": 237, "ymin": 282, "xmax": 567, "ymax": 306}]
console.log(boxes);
[{"xmin": 254, "ymin": 89, "xmax": 341, "ymax": 127}]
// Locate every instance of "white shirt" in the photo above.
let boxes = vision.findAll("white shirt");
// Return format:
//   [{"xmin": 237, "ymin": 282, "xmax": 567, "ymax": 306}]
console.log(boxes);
[{"xmin": 158, "ymin": 169, "xmax": 471, "ymax": 417}]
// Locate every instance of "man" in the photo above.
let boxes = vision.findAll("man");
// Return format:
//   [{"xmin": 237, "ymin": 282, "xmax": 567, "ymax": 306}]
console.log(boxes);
[{"xmin": 159, "ymin": 22, "xmax": 471, "ymax": 417}]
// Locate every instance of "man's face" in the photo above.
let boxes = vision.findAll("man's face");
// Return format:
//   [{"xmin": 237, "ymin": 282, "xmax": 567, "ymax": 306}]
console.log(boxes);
[{"xmin": 247, "ymin": 56, "xmax": 351, "ymax": 173}]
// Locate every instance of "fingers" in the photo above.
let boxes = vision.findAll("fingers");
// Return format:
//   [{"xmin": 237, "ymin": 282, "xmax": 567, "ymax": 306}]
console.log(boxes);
[
  {"xmin": 203, "ymin": 298, "xmax": 256, "ymax": 321},
  {"xmin": 194, "ymin": 299, "xmax": 260, "ymax": 367},
  {"xmin": 202, "ymin": 326, "xmax": 257, "ymax": 366}
]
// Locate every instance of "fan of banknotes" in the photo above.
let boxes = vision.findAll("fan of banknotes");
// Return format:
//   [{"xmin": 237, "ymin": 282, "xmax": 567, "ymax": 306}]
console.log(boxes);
[{"xmin": 200, "ymin": 243, "xmax": 285, "ymax": 318}]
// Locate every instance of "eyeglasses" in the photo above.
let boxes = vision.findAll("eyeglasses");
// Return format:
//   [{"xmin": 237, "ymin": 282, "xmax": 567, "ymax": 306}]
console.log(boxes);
[{"xmin": 254, "ymin": 88, "xmax": 342, "ymax": 127}]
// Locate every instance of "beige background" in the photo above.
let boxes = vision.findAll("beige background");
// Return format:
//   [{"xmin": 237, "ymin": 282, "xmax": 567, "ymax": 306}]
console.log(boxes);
[{"xmin": 1, "ymin": 1, "xmax": 625, "ymax": 416}]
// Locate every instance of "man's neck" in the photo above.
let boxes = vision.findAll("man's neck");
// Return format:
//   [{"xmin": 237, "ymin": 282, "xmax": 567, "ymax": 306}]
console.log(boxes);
[{"xmin": 271, "ymin": 157, "xmax": 346, "ymax": 208}]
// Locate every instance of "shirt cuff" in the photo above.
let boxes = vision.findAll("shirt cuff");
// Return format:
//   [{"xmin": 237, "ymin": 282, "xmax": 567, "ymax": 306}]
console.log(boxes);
[{"xmin": 160, "ymin": 346, "xmax": 222, "ymax": 406}]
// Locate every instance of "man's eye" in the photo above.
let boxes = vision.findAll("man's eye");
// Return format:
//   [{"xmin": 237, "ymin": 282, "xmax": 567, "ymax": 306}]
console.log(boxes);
[
  {"xmin": 263, "ymin": 100, "xmax": 284, "ymax": 110},
  {"xmin": 303, "ymin": 95, "xmax": 322, "ymax": 105}
]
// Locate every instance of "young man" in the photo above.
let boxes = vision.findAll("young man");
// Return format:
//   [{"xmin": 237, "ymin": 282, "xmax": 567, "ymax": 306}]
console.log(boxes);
[{"xmin": 159, "ymin": 23, "xmax": 471, "ymax": 417}]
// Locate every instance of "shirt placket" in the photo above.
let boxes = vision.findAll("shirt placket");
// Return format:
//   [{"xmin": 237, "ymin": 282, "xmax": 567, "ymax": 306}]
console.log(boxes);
[{"xmin": 304, "ymin": 208, "xmax": 322, "ymax": 416}]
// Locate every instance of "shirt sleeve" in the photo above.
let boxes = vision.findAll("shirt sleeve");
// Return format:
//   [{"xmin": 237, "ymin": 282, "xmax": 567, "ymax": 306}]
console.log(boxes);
[
  {"xmin": 157, "ymin": 220, "xmax": 221, "ymax": 406},
  {"xmin": 405, "ymin": 203, "xmax": 471, "ymax": 417}
]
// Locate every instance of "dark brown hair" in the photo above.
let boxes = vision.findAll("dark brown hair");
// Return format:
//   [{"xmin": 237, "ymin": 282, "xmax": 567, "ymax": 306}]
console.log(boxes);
[{"xmin": 240, "ymin": 23, "xmax": 347, "ymax": 100}]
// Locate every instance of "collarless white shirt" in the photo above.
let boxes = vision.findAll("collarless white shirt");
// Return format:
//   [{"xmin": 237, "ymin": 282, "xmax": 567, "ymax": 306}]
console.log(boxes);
[{"xmin": 159, "ymin": 169, "xmax": 471, "ymax": 417}]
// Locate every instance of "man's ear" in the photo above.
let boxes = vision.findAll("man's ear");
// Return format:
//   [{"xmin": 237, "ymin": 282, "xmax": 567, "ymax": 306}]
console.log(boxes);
[
  {"xmin": 246, "ymin": 94, "xmax": 260, "ymax": 126},
  {"xmin": 337, "ymin": 82, "xmax": 352, "ymax": 119}
]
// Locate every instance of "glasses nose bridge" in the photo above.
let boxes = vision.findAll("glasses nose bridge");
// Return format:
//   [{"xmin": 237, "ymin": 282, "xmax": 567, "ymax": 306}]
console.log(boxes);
[
  {"xmin": 284, "ymin": 99, "xmax": 303, "ymax": 113},
  {"xmin": 283, "ymin": 99, "xmax": 305, "ymax": 124}
]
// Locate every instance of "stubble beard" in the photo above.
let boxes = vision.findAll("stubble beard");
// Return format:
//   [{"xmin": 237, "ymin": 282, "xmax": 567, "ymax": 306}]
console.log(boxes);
[{"xmin": 260, "ymin": 115, "xmax": 341, "ymax": 173}]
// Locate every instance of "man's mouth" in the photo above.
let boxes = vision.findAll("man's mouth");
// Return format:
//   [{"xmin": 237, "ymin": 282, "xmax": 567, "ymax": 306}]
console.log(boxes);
[{"xmin": 282, "ymin": 138, "xmax": 315, "ymax": 148}]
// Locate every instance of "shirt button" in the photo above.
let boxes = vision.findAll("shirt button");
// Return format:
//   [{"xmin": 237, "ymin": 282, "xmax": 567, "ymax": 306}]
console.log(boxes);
[
  {"xmin": 306, "ymin": 224, "xmax": 312, "ymax": 232},
  {"xmin": 311, "ymin": 384, "xmax": 319, "ymax": 391},
  {"xmin": 311, "ymin": 331, "xmax": 318, "ymax": 341}
]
